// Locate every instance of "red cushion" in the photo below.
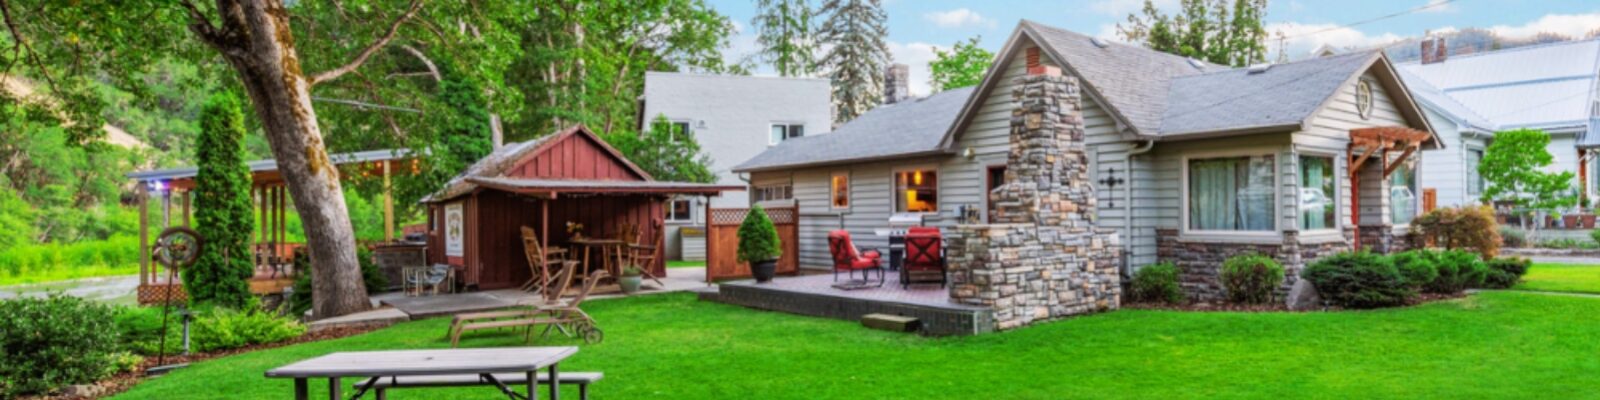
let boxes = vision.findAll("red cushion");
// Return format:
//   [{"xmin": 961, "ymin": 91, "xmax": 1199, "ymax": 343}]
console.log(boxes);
[{"xmin": 861, "ymin": 250, "xmax": 881, "ymax": 259}]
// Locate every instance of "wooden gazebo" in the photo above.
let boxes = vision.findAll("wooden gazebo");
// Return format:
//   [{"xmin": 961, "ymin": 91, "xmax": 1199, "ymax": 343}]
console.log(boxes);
[
  {"xmin": 421, "ymin": 126, "xmax": 740, "ymax": 290},
  {"xmin": 126, "ymin": 149, "xmax": 417, "ymax": 304}
]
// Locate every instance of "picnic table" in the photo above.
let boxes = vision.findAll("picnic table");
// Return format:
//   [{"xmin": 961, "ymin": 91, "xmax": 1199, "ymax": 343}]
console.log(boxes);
[
  {"xmin": 264, "ymin": 347, "xmax": 577, "ymax": 400},
  {"xmin": 568, "ymin": 238, "xmax": 626, "ymax": 279}
]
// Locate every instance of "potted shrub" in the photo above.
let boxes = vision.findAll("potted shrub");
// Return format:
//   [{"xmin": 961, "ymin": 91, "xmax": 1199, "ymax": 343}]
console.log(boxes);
[
  {"xmin": 736, "ymin": 204, "xmax": 783, "ymax": 283},
  {"xmin": 618, "ymin": 265, "xmax": 643, "ymax": 294}
]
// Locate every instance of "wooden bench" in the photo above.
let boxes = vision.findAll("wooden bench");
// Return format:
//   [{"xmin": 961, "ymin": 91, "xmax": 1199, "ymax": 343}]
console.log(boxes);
[{"xmin": 361, "ymin": 372, "xmax": 603, "ymax": 400}]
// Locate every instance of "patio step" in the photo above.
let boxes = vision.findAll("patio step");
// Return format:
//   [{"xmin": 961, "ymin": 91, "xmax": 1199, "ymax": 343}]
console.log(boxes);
[{"xmin": 861, "ymin": 313, "xmax": 920, "ymax": 333}]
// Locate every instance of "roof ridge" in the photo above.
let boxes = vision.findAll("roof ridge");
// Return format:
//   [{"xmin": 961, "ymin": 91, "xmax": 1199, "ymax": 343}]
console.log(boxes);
[
  {"xmin": 1178, "ymin": 50, "xmax": 1380, "ymax": 78},
  {"xmin": 1020, "ymin": 19, "xmax": 1211, "ymax": 66}
]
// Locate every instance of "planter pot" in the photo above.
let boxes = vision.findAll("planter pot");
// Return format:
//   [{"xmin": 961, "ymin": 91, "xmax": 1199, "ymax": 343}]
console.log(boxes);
[
  {"xmin": 1583, "ymin": 215, "xmax": 1597, "ymax": 229},
  {"xmin": 618, "ymin": 275, "xmax": 642, "ymax": 294},
  {"xmin": 1564, "ymin": 215, "xmax": 1579, "ymax": 229},
  {"xmin": 751, "ymin": 260, "xmax": 778, "ymax": 283}
]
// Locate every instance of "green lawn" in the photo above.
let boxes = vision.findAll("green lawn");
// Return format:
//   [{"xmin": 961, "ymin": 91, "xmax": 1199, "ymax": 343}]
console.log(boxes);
[
  {"xmin": 115, "ymin": 291, "xmax": 1600, "ymax": 399},
  {"xmin": 1514, "ymin": 263, "xmax": 1600, "ymax": 295},
  {"xmin": 666, "ymin": 260, "xmax": 704, "ymax": 269}
]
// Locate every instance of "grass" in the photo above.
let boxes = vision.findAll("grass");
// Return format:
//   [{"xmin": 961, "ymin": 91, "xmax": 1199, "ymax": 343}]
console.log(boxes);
[
  {"xmin": 115, "ymin": 291, "xmax": 1600, "ymax": 399},
  {"xmin": 1514, "ymin": 263, "xmax": 1600, "ymax": 295},
  {"xmin": 0, "ymin": 265, "xmax": 138, "ymax": 287},
  {"xmin": 666, "ymin": 260, "xmax": 704, "ymax": 269}
]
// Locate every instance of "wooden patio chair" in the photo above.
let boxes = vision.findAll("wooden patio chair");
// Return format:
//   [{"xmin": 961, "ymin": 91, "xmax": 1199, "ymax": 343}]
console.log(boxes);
[
  {"xmin": 520, "ymin": 226, "xmax": 568, "ymax": 292},
  {"xmin": 450, "ymin": 269, "xmax": 607, "ymax": 347},
  {"xmin": 622, "ymin": 224, "xmax": 665, "ymax": 286},
  {"xmin": 444, "ymin": 260, "xmax": 578, "ymax": 340}
]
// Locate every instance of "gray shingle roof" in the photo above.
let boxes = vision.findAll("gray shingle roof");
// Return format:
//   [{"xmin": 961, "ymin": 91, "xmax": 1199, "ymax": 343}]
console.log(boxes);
[
  {"xmin": 732, "ymin": 87, "xmax": 974, "ymax": 172},
  {"xmin": 1023, "ymin": 21, "xmax": 1216, "ymax": 135},
  {"xmin": 1160, "ymin": 51, "xmax": 1378, "ymax": 137}
]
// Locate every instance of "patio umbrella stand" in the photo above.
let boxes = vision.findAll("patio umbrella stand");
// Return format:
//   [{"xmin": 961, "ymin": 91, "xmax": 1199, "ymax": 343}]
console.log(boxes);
[{"xmin": 146, "ymin": 227, "xmax": 203, "ymax": 377}]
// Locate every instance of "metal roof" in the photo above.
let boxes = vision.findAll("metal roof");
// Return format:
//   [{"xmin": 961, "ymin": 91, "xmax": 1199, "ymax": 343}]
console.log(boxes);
[
  {"xmin": 126, "ymin": 148, "xmax": 415, "ymax": 182},
  {"xmin": 1397, "ymin": 38, "xmax": 1600, "ymax": 142}
]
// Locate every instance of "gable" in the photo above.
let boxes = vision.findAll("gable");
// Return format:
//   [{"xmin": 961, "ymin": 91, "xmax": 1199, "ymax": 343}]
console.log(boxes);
[{"xmin": 507, "ymin": 126, "xmax": 651, "ymax": 181}]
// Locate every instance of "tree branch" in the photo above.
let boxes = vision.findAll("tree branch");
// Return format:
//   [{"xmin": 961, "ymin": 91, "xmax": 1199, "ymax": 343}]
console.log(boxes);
[
  {"xmin": 396, "ymin": 43, "xmax": 440, "ymax": 82},
  {"xmin": 178, "ymin": 0, "xmax": 223, "ymax": 47},
  {"xmin": 0, "ymin": 0, "xmax": 55, "ymax": 88},
  {"xmin": 307, "ymin": 0, "xmax": 422, "ymax": 87}
]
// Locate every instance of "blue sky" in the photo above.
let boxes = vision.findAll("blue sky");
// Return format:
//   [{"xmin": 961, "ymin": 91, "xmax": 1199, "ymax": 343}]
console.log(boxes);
[{"xmin": 708, "ymin": 0, "xmax": 1600, "ymax": 95}]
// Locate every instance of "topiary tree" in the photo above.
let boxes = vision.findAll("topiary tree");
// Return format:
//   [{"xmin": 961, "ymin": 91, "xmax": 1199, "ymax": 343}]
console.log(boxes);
[
  {"xmin": 736, "ymin": 204, "xmax": 782, "ymax": 264},
  {"xmin": 185, "ymin": 92, "xmax": 256, "ymax": 309},
  {"xmin": 1220, "ymin": 254, "xmax": 1283, "ymax": 304}
]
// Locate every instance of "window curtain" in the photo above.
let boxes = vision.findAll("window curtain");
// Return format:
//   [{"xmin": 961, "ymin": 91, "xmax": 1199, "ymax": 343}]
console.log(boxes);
[
  {"xmin": 1300, "ymin": 157, "xmax": 1334, "ymax": 230},
  {"xmin": 1391, "ymin": 162, "xmax": 1417, "ymax": 224},
  {"xmin": 1189, "ymin": 156, "xmax": 1274, "ymax": 231}
]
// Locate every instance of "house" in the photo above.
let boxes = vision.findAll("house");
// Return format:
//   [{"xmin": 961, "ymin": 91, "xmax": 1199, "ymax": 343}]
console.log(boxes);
[
  {"xmin": 733, "ymin": 20, "xmax": 1438, "ymax": 301},
  {"xmin": 420, "ymin": 126, "xmax": 739, "ymax": 290},
  {"xmin": 1396, "ymin": 37, "xmax": 1600, "ymax": 208},
  {"xmin": 636, "ymin": 72, "xmax": 832, "ymax": 260}
]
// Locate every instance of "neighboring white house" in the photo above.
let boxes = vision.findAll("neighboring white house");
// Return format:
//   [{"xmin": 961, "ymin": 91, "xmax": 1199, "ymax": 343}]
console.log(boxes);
[
  {"xmin": 637, "ymin": 72, "xmax": 832, "ymax": 260},
  {"xmin": 1394, "ymin": 37, "xmax": 1600, "ymax": 208},
  {"xmin": 735, "ymin": 20, "xmax": 1439, "ymax": 300}
]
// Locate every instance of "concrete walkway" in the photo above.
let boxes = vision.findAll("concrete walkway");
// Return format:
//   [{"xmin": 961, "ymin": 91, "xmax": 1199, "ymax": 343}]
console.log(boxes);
[
  {"xmin": 309, "ymin": 268, "xmax": 709, "ymax": 332},
  {"xmin": 1525, "ymin": 256, "xmax": 1600, "ymax": 265}
]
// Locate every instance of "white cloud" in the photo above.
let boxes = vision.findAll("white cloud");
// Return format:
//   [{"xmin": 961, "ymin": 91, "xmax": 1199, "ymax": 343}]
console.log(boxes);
[
  {"xmin": 888, "ymin": 41, "xmax": 938, "ymax": 96},
  {"xmin": 1488, "ymin": 13, "xmax": 1600, "ymax": 39},
  {"xmin": 1266, "ymin": 22, "xmax": 1404, "ymax": 59},
  {"xmin": 1090, "ymin": 0, "xmax": 1178, "ymax": 16},
  {"xmin": 923, "ymin": 8, "xmax": 992, "ymax": 28},
  {"xmin": 1418, "ymin": 0, "xmax": 1457, "ymax": 13}
]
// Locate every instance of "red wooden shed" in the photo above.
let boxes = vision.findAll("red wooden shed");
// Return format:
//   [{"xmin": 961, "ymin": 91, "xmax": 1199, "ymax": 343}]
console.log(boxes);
[{"xmin": 421, "ymin": 125, "xmax": 740, "ymax": 290}]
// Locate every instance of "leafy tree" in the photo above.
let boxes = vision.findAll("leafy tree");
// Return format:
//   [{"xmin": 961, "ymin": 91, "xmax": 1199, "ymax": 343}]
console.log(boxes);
[
  {"xmin": 818, "ymin": 0, "xmax": 892, "ymax": 124},
  {"xmin": 1479, "ymin": 129, "xmax": 1577, "ymax": 221},
  {"xmin": 754, "ymin": 0, "xmax": 820, "ymax": 77},
  {"xmin": 928, "ymin": 36, "xmax": 994, "ymax": 92},
  {"xmin": 185, "ymin": 93, "xmax": 255, "ymax": 308},
  {"xmin": 603, "ymin": 115, "xmax": 716, "ymax": 184},
  {"xmin": 1116, "ymin": 0, "xmax": 1269, "ymax": 67}
]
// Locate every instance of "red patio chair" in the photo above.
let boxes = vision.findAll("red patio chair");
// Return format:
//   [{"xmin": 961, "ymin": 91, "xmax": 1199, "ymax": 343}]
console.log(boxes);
[
  {"xmin": 828, "ymin": 230, "xmax": 884, "ymax": 286},
  {"xmin": 902, "ymin": 227, "xmax": 946, "ymax": 289}
]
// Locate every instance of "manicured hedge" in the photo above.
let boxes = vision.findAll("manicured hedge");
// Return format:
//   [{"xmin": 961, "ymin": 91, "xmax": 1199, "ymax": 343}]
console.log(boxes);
[{"xmin": 1301, "ymin": 251, "xmax": 1414, "ymax": 309}]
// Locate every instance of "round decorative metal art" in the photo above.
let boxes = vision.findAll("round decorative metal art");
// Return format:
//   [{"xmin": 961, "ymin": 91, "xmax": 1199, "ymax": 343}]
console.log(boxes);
[{"xmin": 153, "ymin": 227, "xmax": 203, "ymax": 269}]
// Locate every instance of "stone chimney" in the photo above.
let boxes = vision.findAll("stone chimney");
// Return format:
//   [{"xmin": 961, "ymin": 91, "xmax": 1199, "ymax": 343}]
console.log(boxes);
[
  {"xmin": 1420, "ymin": 36, "xmax": 1448, "ymax": 64},
  {"xmin": 884, "ymin": 63, "xmax": 910, "ymax": 104},
  {"xmin": 944, "ymin": 64, "xmax": 1121, "ymax": 331}
]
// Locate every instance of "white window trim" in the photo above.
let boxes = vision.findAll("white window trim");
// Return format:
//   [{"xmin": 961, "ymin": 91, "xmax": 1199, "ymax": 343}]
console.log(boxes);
[
  {"xmin": 891, "ymin": 165, "xmax": 941, "ymax": 215},
  {"xmin": 768, "ymin": 122, "xmax": 804, "ymax": 146},
  {"xmin": 981, "ymin": 162, "xmax": 1007, "ymax": 224},
  {"xmin": 1178, "ymin": 149, "xmax": 1282, "ymax": 239},
  {"xmin": 1390, "ymin": 155, "xmax": 1420, "ymax": 231},
  {"xmin": 668, "ymin": 119, "xmax": 693, "ymax": 142},
  {"xmin": 1465, "ymin": 146, "xmax": 1485, "ymax": 196},
  {"xmin": 665, "ymin": 197, "xmax": 696, "ymax": 224},
  {"xmin": 1296, "ymin": 151, "xmax": 1343, "ymax": 236},
  {"xmin": 830, "ymin": 171, "xmax": 850, "ymax": 210}
]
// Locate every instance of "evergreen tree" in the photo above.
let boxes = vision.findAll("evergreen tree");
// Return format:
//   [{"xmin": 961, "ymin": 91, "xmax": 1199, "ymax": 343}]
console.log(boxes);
[
  {"xmin": 1223, "ymin": 0, "xmax": 1269, "ymax": 66},
  {"xmin": 753, "ymin": 0, "xmax": 820, "ymax": 77},
  {"xmin": 185, "ymin": 93, "xmax": 255, "ymax": 308},
  {"xmin": 818, "ymin": 0, "xmax": 892, "ymax": 124}
]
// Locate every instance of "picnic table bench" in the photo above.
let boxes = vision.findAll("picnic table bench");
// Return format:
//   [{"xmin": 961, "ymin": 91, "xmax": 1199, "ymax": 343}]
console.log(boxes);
[
  {"xmin": 364, "ymin": 372, "xmax": 603, "ymax": 399},
  {"xmin": 264, "ymin": 347, "xmax": 578, "ymax": 400}
]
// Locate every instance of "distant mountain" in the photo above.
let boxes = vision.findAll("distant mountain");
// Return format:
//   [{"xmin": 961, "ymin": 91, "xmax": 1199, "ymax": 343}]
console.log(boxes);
[{"xmin": 1382, "ymin": 28, "xmax": 1587, "ymax": 63}]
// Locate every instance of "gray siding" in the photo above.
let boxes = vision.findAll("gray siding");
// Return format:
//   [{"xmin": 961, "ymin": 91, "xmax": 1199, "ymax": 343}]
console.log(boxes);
[{"xmin": 1299, "ymin": 70, "xmax": 1415, "ymax": 228}]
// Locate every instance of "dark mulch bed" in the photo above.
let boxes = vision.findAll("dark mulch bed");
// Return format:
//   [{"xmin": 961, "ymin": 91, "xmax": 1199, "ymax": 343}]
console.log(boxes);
[
  {"xmin": 1124, "ymin": 291, "xmax": 1469, "ymax": 313},
  {"xmin": 24, "ymin": 326, "xmax": 379, "ymax": 400}
]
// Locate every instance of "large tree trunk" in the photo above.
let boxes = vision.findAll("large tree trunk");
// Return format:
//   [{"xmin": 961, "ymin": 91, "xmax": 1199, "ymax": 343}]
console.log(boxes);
[{"xmin": 199, "ymin": 0, "xmax": 370, "ymax": 318}]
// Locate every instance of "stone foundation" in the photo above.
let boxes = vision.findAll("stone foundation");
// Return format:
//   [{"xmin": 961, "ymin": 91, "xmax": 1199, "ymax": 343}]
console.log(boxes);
[
  {"xmin": 1155, "ymin": 228, "xmax": 1352, "ymax": 301},
  {"xmin": 945, "ymin": 68, "xmax": 1121, "ymax": 331},
  {"xmin": 1358, "ymin": 225, "xmax": 1413, "ymax": 253}
]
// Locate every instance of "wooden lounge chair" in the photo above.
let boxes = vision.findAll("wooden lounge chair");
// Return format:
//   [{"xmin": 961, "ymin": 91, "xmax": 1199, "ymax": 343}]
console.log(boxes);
[
  {"xmin": 520, "ymin": 226, "xmax": 568, "ymax": 292},
  {"xmin": 444, "ymin": 260, "xmax": 577, "ymax": 340},
  {"xmin": 450, "ymin": 270, "xmax": 607, "ymax": 347}
]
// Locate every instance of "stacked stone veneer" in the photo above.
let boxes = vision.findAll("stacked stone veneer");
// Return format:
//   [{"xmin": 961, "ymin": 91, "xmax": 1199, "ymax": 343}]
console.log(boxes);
[
  {"xmin": 1156, "ymin": 229, "xmax": 1353, "ymax": 301},
  {"xmin": 946, "ymin": 68, "xmax": 1121, "ymax": 330}
]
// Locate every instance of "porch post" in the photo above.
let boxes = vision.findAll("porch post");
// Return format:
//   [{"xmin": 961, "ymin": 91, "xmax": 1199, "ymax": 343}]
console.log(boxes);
[
  {"xmin": 383, "ymin": 160, "xmax": 394, "ymax": 242},
  {"xmin": 541, "ymin": 199, "xmax": 550, "ymax": 263},
  {"xmin": 138, "ymin": 185, "xmax": 149, "ymax": 285},
  {"xmin": 182, "ymin": 189, "xmax": 191, "ymax": 227}
]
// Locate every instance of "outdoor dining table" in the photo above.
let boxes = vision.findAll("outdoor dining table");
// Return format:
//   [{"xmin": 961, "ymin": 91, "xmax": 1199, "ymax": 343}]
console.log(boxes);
[
  {"xmin": 568, "ymin": 238, "xmax": 626, "ymax": 279},
  {"xmin": 264, "ymin": 346, "xmax": 577, "ymax": 400}
]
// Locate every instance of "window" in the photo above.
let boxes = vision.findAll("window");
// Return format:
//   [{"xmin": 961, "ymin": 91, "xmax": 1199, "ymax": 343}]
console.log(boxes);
[
  {"xmin": 753, "ymin": 184, "xmax": 792, "ymax": 202},
  {"xmin": 769, "ymin": 124, "xmax": 804, "ymax": 145},
  {"xmin": 894, "ymin": 169, "xmax": 938, "ymax": 213},
  {"xmin": 1299, "ymin": 156, "xmax": 1336, "ymax": 230},
  {"xmin": 986, "ymin": 166, "xmax": 1007, "ymax": 221},
  {"xmin": 666, "ymin": 198, "xmax": 693, "ymax": 222},
  {"xmin": 671, "ymin": 121, "xmax": 692, "ymax": 141},
  {"xmin": 1391, "ymin": 160, "xmax": 1418, "ymax": 225},
  {"xmin": 1355, "ymin": 80, "xmax": 1374, "ymax": 120},
  {"xmin": 1467, "ymin": 149, "xmax": 1484, "ymax": 195},
  {"xmin": 830, "ymin": 173, "xmax": 849, "ymax": 209},
  {"xmin": 1187, "ymin": 155, "xmax": 1275, "ymax": 231}
]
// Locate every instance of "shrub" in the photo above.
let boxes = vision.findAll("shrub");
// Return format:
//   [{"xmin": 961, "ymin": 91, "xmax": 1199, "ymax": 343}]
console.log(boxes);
[
  {"xmin": 1219, "ymin": 254, "xmax": 1284, "ymax": 304},
  {"xmin": 1428, "ymin": 249, "xmax": 1488, "ymax": 294},
  {"xmin": 0, "ymin": 295, "xmax": 128, "ymax": 397},
  {"xmin": 1300, "ymin": 251, "xmax": 1413, "ymax": 309},
  {"xmin": 1483, "ymin": 257, "xmax": 1532, "ymax": 289},
  {"xmin": 735, "ymin": 204, "xmax": 782, "ymax": 263},
  {"xmin": 1130, "ymin": 262, "xmax": 1185, "ymax": 304},
  {"xmin": 1410, "ymin": 205, "xmax": 1501, "ymax": 258},
  {"xmin": 116, "ymin": 299, "xmax": 305, "ymax": 355},
  {"xmin": 1592, "ymin": 229, "xmax": 1600, "ymax": 246},
  {"xmin": 1389, "ymin": 250, "xmax": 1439, "ymax": 289},
  {"xmin": 289, "ymin": 247, "xmax": 386, "ymax": 316},
  {"xmin": 1500, "ymin": 227, "xmax": 1527, "ymax": 248}
]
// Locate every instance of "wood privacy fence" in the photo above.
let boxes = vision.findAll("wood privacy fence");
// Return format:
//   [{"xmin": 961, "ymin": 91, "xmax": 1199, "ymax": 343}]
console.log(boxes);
[{"xmin": 705, "ymin": 206, "xmax": 800, "ymax": 282}]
